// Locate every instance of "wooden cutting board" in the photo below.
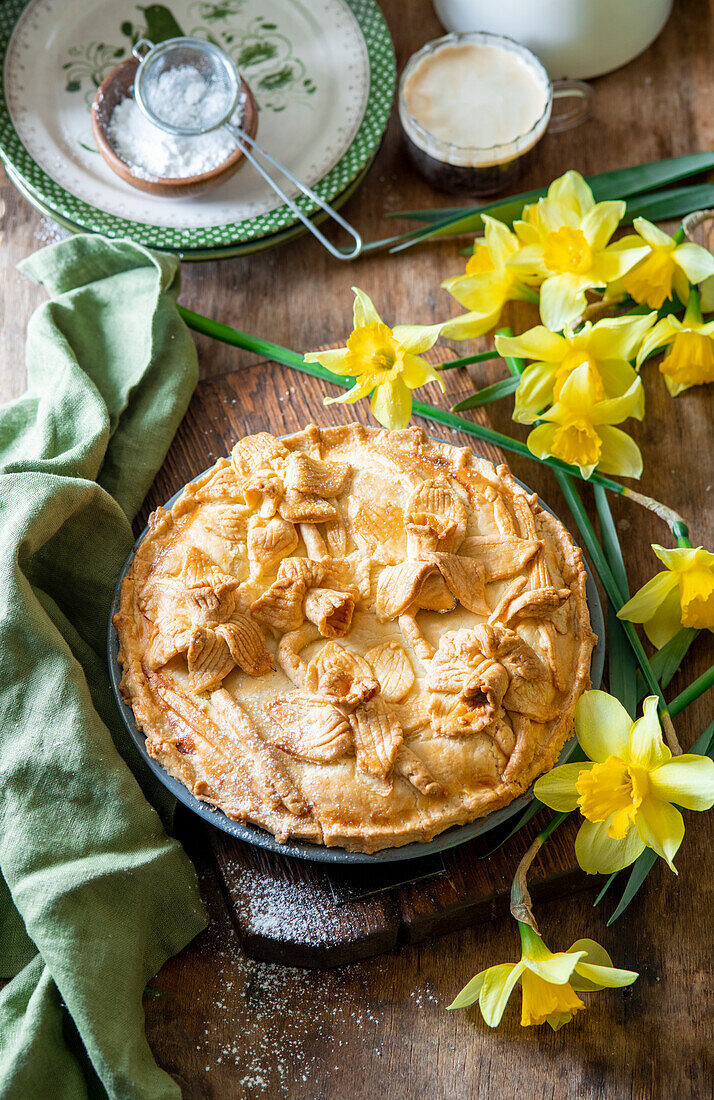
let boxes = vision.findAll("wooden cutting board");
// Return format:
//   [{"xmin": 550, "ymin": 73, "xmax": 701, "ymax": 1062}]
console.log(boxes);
[{"xmin": 135, "ymin": 347, "xmax": 591, "ymax": 969}]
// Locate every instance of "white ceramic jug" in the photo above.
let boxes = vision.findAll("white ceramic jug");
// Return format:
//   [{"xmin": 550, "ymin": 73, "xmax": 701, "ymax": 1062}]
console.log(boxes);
[{"xmin": 433, "ymin": 0, "xmax": 674, "ymax": 79}]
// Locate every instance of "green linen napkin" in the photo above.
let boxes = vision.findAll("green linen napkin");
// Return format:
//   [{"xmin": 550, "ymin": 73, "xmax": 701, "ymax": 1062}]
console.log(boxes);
[{"xmin": 0, "ymin": 235, "xmax": 207, "ymax": 1099}]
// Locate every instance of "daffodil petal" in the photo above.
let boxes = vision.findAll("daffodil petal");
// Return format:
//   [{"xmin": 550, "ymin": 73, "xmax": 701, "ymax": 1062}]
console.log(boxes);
[
  {"xmin": 635, "ymin": 797, "xmax": 684, "ymax": 871},
  {"xmin": 596, "ymin": 358, "xmax": 641, "ymax": 400},
  {"xmin": 513, "ymin": 363, "xmax": 559, "ymax": 424},
  {"xmin": 700, "ymin": 273, "xmax": 714, "ymax": 313},
  {"xmin": 571, "ymin": 960, "xmax": 639, "ymax": 991},
  {"xmin": 548, "ymin": 170, "xmax": 595, "ymax": 217},
  {"xmin": 617, "ymin": 570, "xmax": 679, "ymax": 624},
  {"xmin": 533, "ymin": 761, "xmax": 595, "ymax": 810},
  {"xmin": 575, "ymin": 817, "xmax": 646, "ymax": 874},
  {"xmin": 370, "ymin": 375, "xmax": 412, "ymax": 430},
  {"xmin": 631, "ymin": 217, "xmax": 674, "ymax": 248},
  {"xmin": 575, "ymin": 689, "xmax": 633, "ymax": 762},
  {"xmin": 581, "ymin": 200, "xmax": 625, "ymax": 251},
  {"xmin": 636, "ymin": 316, "xmax": 681, "ymax": 367},
  {"xmin": 447, "ymin": 968, "xmax": 488, "ymax": 1009},
  {"xmin": 324, "ymin": 371, "xmax": 380, "ymax": 404},
  {"xmin": 523, "ymin": 951, "xmax": 584, "ymax": 985},
  {"xmin": 556, "ymin": 361, "xmax": 603, "ymax": 414},
  {"xmin": 628, "ymin": 696, "xmax": 670, "ymax": 769},
  {"xmin": 649, "ymin": 755, "xmax": 714, "ymax": 811},
  {"xmin": 587, "ymin": 377, "xmax": 645, "ymax": 425},
  {"xmin": 304, "ymin": 347, "xmax": 352, "ymax": 373},
  {"xmin": 526, "ymin": 422, "xmax": 559, "ymax": 462},
  {"xmin": 587, "ymin": 314, "xmax": 657, "ymax": 362},
  {"xmin": 506, "ymin": 245, "xmax": 548, "ymax": 273},
  {"xmin": 392, "ymin": 322, "xmax": 444, "ymax": 355},
  {"xmin": 495, "ymin": 327, "xmax": 566, "ymax": 363},
  {"xmin": 351, "ymin": 287, "xmax": 381, "ymax": 328},
  {"xmin": 440, "ymin": 306, "xmax": 502, "ymax": 341},
  {"xmin": 539, "ymin": 275, "xmax": 591, "ymax": 332},
  {"xmin": 643, "ymin": 586, "xmax": 686, "ymax": 649},
  {"xmin": 674, "ymin": 242, "xmax": 714, "ymax": 284},
  {"xmin": 479, "ymin": 962, "xmax": 525, "ymax": 1027},
  {"xmin": 594, "ymin": 425, "xmax": 643, "ymax": 479},
  {"xmin": 483, "ymin": 214, "xmax": 519, "ymax": 267},
  {"xmin": 595, "ymin": 245, "xmax": 650, "ymax": 283},
  {"xmin": 399, "ymin": 353, "xmax": 443, "ymax": 390},
  {"xmin": 652, "ymin": 544, "xmax": 714, "ymax": 571}
]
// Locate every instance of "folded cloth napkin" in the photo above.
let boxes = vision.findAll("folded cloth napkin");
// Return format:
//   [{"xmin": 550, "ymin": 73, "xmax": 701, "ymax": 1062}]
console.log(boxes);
[{"xmin": 0, "ymin": 235, "xmax": 207, "ymax": 1099}]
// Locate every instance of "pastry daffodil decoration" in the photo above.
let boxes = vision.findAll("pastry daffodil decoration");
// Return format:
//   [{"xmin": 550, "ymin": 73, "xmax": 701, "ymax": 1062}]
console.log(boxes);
[
  {"xmin": 525, "ymin": 361, "xmax": 644, "ymax": 479},
  {"xmin": 304, "ymin": 288, "xmax": 444, "ymax": 430},
  {"xmin": 636, "ymin": 288, "xmax": 714, "ymax": 396},
  {"xmin": 495, "ymin": 314, "xmax": 653, "ymax": 425},
  {"xmin": 441, "ymin": 215, "xmax": 541, "ymax": 340},
  {"xmin": 534, "ymin": 691, "xmax": 714, "ymax": 875},
  {"xmin": 449, "ymin": 922, "xmax": 638, "ymax": 1030},
  {"xmin": 618, "ymin": 544, "xmax": 714, "ymax": 647},
  {"xmin": 612, "ymin": 218, "xmax": 714, "ymax": 310},
  {"xmin": 508, "ymin": 171, "xmax": 649, "ymax": 332}
]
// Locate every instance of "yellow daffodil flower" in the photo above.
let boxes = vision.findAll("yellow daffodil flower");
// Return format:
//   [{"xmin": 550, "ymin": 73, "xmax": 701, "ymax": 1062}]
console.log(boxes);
[
  {"xmin": 635, "ymin": 290, "xmax": 714, "ymax": 396},
  {"xmin": 448, "ymin": 921, "xmax": 638, "ymax": 1030},
  {"xmin": 526, "ymin": 361, "xmax": 644, "ymax": 478},
  {"xmin": 618, "ymin": 544, "xmax": 714, "ymax": 647},
  {"xmin": 611, "ymin": 218, "xmax": 714, "ymax": 309},
  {"xmin": 305, "ymin": 288, "xmax": 444, "ymax": 430},
  {"xmin": 441, "ymin": 216, "xmax": 540, "ymax": 339},
  {"xmin": 534, "ymin": 691, "xmax": 714, "ymax": 874},
  {"xmin": 509, "ymin": 171, "xmax": 648, "ymax": 332},
  {"xmin": 495, "ymin": 314, "xmax": 654, "ymax": 424}
]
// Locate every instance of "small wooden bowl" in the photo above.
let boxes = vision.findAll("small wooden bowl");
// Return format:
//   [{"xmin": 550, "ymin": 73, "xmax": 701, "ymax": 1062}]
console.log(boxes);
[{"xmin": 91, "ymin": 56, "xmax": 258, "ymax": 199}]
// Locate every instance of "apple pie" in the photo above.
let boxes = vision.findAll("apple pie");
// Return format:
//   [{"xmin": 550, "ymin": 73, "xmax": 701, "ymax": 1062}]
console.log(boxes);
[{"xmin": 114, "ymin": 424, "xmax": 596, "ymax": 852}]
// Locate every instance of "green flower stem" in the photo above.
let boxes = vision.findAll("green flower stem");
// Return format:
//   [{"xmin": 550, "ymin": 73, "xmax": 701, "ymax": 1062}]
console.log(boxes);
[
  {"xmin": 673, "ymin": 226, "xmax": 686, "ymax": 244},
  {"xmin": 519, "ymin": 286, "xmax": 541, "ymax": 305},
  {"xmin": 553, "ymin": 471, "xmax": 682, "ymax": 754},
  {"xmin": 683, "ymin": 285, "xmax": 702, "ymax": 326},
  {"xmin": 436, "ymin": 349, "xmax": 500, "ymax": 370},
  {"xmin": 536, "ymin": 810, "xmax": 570, "ymax": 844},
  {"xmin": 669, "ymin": 664, "xmax": 714, "ymax": 717},
  {"xmin": 451, "ymin": 375, "xmax": 520, "ymax": 411},
  {"xmin": 177, "ymin": 306, "xmax": 689, "ymax": 540}
]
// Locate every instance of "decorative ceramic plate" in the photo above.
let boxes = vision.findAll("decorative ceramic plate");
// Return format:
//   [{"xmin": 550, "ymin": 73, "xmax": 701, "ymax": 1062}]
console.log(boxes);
[
  {"xmin": 107, "ymin": 453, "xmax": 605, "ymax": 865},
  {"xmin": 4, "ymin": 151, "xmax": 377, "ymax": 261},
  {"xmin": 0, "ymin": 0, "xmax": 394, "ymax": 252}
]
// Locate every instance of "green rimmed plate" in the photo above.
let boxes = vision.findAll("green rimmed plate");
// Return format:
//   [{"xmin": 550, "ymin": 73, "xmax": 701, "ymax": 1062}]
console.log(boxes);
[
  {"xmin": 0, "ymin": 0, "xmax": 394, "ymax": 253},
  {"xmin": 5, "ymin": 148, "xmax": 378, "ymax": 261}
]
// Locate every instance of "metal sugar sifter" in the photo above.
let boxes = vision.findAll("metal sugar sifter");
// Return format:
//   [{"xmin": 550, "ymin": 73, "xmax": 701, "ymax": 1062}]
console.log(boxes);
[{"xmin": 131, "ymin": 36, "xmax": 362, "ymax": 260}]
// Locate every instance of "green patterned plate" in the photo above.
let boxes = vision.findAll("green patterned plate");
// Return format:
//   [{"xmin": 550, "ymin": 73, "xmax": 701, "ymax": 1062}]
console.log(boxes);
[
  {"xmin": 0, "ymin": 0, "xmax": 394, "ymax": 253},
  {"xmin": 5, "ymin": 149, "xmax": 377, "ymax": 261}
]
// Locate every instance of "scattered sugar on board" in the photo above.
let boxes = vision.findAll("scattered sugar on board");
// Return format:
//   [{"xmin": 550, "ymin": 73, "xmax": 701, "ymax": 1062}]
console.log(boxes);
[
  {"xmin": 157, "ymin": 864, "xmax": 442, "ymax": 1095},
  {"xmin": 33, "ymin": 217, "xmax": 69, "ymax": 246}
]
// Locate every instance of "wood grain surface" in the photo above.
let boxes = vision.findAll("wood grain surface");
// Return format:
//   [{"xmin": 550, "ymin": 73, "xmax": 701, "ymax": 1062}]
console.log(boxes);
[{"xmin": 1, "ymin": 0, "xmax": 713, "ymax": 1097}]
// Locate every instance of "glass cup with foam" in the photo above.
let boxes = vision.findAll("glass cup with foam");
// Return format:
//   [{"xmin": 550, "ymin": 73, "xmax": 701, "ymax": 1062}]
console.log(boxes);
[{"xmin": 399, "ymin": 31, "xmax": 591, "ymax": 196}]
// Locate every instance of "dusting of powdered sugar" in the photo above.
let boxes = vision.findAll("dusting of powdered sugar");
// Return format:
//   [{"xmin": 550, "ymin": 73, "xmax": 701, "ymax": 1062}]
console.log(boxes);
[
  {"xmin": 151, "ymin": 862, "xmax": 441, "ymax": 1096},
  {"xmin": 106, "ymin": 65, "xmax": 242, "ymax": 180}
]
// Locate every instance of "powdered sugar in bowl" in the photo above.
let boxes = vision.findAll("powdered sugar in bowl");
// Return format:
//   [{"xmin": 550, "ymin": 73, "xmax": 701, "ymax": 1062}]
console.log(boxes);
[{"xmin": 91, "ymin": 55, "xmax": 258, "ymax": 199}]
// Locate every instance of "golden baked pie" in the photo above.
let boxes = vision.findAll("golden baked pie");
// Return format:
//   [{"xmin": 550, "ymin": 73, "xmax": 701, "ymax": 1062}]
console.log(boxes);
[{"xmin": 114, "ymin": 424, "xmax": 596, "ymax": 852}]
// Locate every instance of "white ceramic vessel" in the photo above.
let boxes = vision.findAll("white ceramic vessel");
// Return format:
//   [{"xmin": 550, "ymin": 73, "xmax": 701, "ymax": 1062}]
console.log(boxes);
[{"xmin": 433, "ymin": 0, "xmax": 674, "ymax": 79}]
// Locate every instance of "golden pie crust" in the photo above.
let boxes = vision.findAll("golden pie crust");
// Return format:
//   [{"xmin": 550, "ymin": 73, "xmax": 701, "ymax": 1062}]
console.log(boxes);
[{"xmin": 114, "ymin": 424, "xmax": 596, "ymax": 853}]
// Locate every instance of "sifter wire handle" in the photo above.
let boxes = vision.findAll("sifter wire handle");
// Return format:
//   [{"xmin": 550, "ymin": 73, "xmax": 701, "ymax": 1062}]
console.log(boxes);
[{"xmin": 223, "ymin": 122, "xmax": 362, "ymax": 261}]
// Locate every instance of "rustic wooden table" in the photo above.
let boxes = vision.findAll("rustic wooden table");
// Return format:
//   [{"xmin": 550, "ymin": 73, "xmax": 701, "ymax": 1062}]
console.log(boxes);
[{"xmin": 1, "ymin": 1, "xmax": 713, "ymax": 1096}]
